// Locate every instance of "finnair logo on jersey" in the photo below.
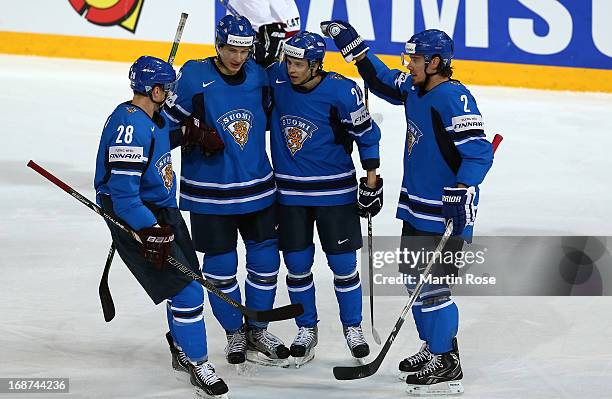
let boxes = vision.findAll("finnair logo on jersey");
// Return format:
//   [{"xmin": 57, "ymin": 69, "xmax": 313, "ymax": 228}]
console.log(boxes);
[
  {"xmin": 451, "ymin": 115, "xmax": 484, "ymax": 132},
  {"xmin": 350, "ymin": 106, "xmax": 371, "ymax": 126},
  {"xmin": 407, "ymin": 120, "xmax": 423, "ymax": 155},
  {"xmin": 108, "ymin": 146, "xmax": 143, "ymax": 163},
  {"xmin": 155, "ymin": 152, "xmax": 174, "ymax": 192},
  {"xmin": 217, "ymin": 109, "xmax": 254, "ymax": 150},
  {"xmin": 281, "ymin": 115, "xmax": 318, "ymax": 155}
]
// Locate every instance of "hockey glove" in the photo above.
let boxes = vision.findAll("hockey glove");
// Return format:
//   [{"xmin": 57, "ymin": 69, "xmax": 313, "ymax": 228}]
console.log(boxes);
[
  {"xmin": 441, "ymin": 186, "xmax": 476, "ymax": 236},
  {"xmin": 137, "ymin": 225, "xmax": 174, "ymax": 269},
  {"xmin": 320, "ymin": 20, "xmax": 369, "ymax": 62},
  {"xmin": 183, "ymin": 116, "xmax": 225, "ymax": 157},
  {"xmin": 255, "ymin": 23, "xmax": 293, "ymax": 68},
  {"xmin": 357, "ymin": 176, "xmax": 383, "ymax": 218}
]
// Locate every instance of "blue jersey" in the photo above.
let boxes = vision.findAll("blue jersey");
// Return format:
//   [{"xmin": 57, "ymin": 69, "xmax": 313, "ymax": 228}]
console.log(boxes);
[
  {"xmin": 94, "ymin": 102, "xmax": 177, "ymax": 230},
  {"xmin": 358, "ymin": 53, "xmax": 493, "ymax": 237},
  {"xmin": 268, "ymin": 62, "xmax": 381, "ymax": 206},
  {"xmin": 163, "ymin": 58, "xmax": 275, "ymax": 215}
]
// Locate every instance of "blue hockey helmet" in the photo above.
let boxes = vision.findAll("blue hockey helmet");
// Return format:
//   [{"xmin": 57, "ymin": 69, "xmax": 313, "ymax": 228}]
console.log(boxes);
[
  {"xmin": 403, "ymin": 29, "xmax": 453, "ymax": 68},
  {"xmin": 215, "ymin": 15, "xmax": 256, "ymax": 48},
  {"xmin": 129, "ymin": 55, "xmax": 176, "ymax": 94},
  {"xmin": 283, "ymin": 31, "xmax": 327, "ymax": 65}
]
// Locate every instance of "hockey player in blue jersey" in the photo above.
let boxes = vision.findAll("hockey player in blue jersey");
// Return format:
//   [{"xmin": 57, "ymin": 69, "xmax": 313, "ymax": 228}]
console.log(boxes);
[
  {"xmin": 267, "ymin": 32, "xmax": 383, "ymax": 367},
  {"xmin": 163, "ymin": 15, "xmax": 290, "ymax": 367},
  {"xmin": 324, "ymin": 22, "xmax": 494, "ymax": 394},
  {"xmin": 93, "ymin": 56, "xmax": 229, "ymax": 398}
]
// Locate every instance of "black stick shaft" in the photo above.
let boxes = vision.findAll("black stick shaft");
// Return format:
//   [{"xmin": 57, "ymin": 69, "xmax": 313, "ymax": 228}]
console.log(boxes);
[{"xmin": 27, "ymin": 160, "xmax": 302, "ymax": 323}]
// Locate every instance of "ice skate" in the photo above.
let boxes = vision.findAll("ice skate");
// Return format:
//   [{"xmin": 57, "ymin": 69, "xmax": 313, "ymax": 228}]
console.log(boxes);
[
  {"xmin": 405, "ymin": 339, "xmax": 463, "ymax": 396},
  {"xmin": 190, "ymin": 361, "xmax": 229, "ymax": 399},
  {"xmin": 166, "ymin": 332, "xmax": 190, "ymax": 380},
  {"xmin": 225, "ymin": 324, "xmax": 247, "ymax": 365},
  {"xmin": 343, "ymin": 325, "xmax": 370, "ymax": 363},
  {"xmin": 290, "ymin": 326, "xmax": 318, "ymax": 368},
  {"xmin": 398, "ymin": 342, "xmax": 433, "ymax": 381},
  {"xmin": 246, "ymin": 326, "xmax": 290, "ymax": 367}
]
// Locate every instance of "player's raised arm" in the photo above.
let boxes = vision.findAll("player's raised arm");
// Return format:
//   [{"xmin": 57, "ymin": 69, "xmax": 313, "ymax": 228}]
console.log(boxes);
[{"xmin": 321, "ymin": 20, "xmax": 407, "ymax": 105}]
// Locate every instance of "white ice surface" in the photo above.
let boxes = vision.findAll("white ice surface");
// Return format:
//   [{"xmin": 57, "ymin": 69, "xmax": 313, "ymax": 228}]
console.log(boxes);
[{"xmin": 1, "ymin": 55, "xmax": 612, "ymax": 398}]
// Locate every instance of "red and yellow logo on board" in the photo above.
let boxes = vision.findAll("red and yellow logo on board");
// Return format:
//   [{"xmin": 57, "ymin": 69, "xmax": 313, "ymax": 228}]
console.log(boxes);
[{"xmin": 69, "ymin": 0, "xmax": 145, "ymax": 33}]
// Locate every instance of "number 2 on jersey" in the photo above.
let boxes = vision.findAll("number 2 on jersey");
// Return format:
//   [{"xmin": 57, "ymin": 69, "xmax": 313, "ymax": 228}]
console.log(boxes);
[
  {"xmin": 460, "ymin": 95, "xmax": 471, "ymax": 112},
  {"xmin": 116, "ymin": 125, "xmax": 134, "ymax": 144}
]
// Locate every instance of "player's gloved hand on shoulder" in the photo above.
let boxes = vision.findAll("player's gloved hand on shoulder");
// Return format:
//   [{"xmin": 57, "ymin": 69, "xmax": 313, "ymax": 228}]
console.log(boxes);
[
  {"xmin": 357, "ymin": 176, "xmax": 383, "ymax": 218},
  {"xmin": 183, "ymin": 116, "xmax": 225, "ymax": 157},
  {"xmin": 442, "ymin": 186, "xmax": 476, "ymax": 236},
  {"xmin": 255, "ymin": 23, "xmax": 292, "ymax": 67},
  {"xmin": 137, "ymin": 225, "xmax": 174, "ymax": 269},
  {"xmin": 320, "ymin": 20, "xmax": 369, "ymax": 62}
]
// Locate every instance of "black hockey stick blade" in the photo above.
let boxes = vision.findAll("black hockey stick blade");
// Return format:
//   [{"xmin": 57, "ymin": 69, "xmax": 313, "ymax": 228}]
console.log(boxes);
[
  {"xmin": 99, "ymin": 243, "xmax": 116, "ymax": 322},
  {"xmin": 246, "ymin": 303, "xmax": 304, "ymax": 323},
  {"xmin": 333, "ymin": 361, "xmax": 379, "ymax": 380}
]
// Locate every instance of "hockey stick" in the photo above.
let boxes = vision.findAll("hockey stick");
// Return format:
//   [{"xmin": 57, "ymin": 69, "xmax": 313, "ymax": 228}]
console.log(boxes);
[
  {"xmin": 98, "ymin": 12, "xmax": 189, "ymax": 323},
  {"xmin": 333, "ymin": 220, "xmax": 454, "ymax": 380},
  {"xmin": 363, "ymin": 85, "xmax": 382, "ymax": 345},
  {"xmin": 367, "ymin": 213, "xmax": 381, "ymax": 345},
  {"xmin": 218, "ymin": 0, "xmax": 240, "ymax": 17},
  {"xmin": 27, "ymin": 160, "xmax": 303, "ymax": 323},
  {"xmin": 492, "ymin": 133, "xmax": 503, "ymax": 153},
  {"xmin": 99, "ymin": 243, "xmax": 116, "ymax": 322}
]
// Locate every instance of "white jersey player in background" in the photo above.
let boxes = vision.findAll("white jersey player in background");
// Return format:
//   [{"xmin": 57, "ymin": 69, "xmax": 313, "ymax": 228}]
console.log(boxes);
[{"xmin": 225, "ymin": 0, "xmax": 300, "ymax": 67}]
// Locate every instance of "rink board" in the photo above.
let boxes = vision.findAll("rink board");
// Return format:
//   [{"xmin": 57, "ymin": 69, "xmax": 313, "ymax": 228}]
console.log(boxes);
[
  {"xmin": 1, "ymin": 30, "xmax": 612, "ymax": 93},
  {"xmin": 1, "ymin": 0, "xmax": 612, "ymax": 92}
]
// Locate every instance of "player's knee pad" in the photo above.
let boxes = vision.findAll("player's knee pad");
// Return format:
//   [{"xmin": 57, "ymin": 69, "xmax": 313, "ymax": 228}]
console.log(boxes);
[
  {"xmin": 327, "ymin": 252, "xmax": 361, "ymax": 293},
  {"xmin": 168, "ymin": 281, "xmax": 204, "ymax": 325},
  {"xmin": 284, "ymin": 245, "xmax": 315, "ymax": 292},
  {"xmin": 202, "ymin": 250, "xmax": 239, "ymax": 294},
  {"xmin": 245, "ymin": 239, "xmax": 280, "ymax": 271}
]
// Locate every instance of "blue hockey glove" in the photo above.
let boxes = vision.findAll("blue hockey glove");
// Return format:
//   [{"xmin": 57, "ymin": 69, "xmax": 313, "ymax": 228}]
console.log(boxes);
[
  {"xmin": 320, "ymin": 20, "xmax": 369, "ymax": 62},
  {"xmin": 441, "ymin": 186, "xmax": 476, "ymax": 236},
  {"xmin": 357, "ymin": 176, "xmax": 383, "ymax": 218}
]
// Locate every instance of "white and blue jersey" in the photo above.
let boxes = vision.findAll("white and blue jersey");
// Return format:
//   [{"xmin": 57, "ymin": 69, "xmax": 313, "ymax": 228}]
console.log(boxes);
[
  {"xmin": 94, "ymin": 102, "xmax": 178, "ymax": 230},
  {"xmin": 357, "ymin": 53, "xmax": 493, "ymax": 238},
  {"xmin": 267, "ymin": 62, "xmax": 381, "ymax": 206},
  {"xmin": 163, "ymin": 57, "xmax": 276, "ymax": 215}
]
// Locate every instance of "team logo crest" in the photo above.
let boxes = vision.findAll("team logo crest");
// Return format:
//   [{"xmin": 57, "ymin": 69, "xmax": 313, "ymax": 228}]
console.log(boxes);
[
  {"xmin": 407, "ymin": 120, "xmax": 423, "ymax": 155},
  {"xmin": 69, "ymin": 0, "xmax": 145, "ymax": 33},
  {"xmin": 155, "ymin": 153, "xmax": 173, "ymax": 192},
  {"xmin": 280, "ymin": 116, "xmax": 318, "ymax": 155},
  {"xmin": 217, "ymin": 109, "xmax": 254, "ymax": 150}
]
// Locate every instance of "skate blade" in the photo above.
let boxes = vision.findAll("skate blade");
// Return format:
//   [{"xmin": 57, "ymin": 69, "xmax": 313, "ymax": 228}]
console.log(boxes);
[
  {"xmin": 246, "ymin": 350, "xmax": 290, "ymax": 368},
  {"xmin": 406, "ymin": 380, "xmax": 464, "ymax": 396},
  {"xmin": 194, "ymin": 386, "xmax": 230, "ymax": 399},
  {"xmin": 294, "ymin": 350, "xmax": 315, "ymax": 368}
]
